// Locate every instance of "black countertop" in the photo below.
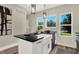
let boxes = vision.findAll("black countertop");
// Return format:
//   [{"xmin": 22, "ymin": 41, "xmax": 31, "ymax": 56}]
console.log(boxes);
[
  {"xmin": 14, "ymin": 34, "xmax": 44, "ymax": 42},
  {"xmin": 14, "ymin": 31, "xmax": 56, "ymax": 42}
]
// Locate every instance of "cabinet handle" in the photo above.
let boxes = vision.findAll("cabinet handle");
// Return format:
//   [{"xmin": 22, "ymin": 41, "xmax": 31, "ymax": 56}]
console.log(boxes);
[
  {"xmin": 37, "ymin": 41, "xmax": 41, "ymax": 44},
  {"xmin": 48, "ymin": 44, "xmax": 50, "ymax": 48}
]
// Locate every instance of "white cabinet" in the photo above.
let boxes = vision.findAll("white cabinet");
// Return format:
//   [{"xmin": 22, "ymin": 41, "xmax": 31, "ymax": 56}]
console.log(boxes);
[
  {"xmin": 42, "ymin": 37, "xmax": 52, "ymax": 54},
  {"xmin": 33, "ymin": 40, "xmax": 42, "ymax": 54},
  {"xmin": 18, "ymin": 34, "xmax": 52, "ymax": 54},
  {"xmin": 33, "ymin": 35, "xmax": 52, "ymax": 54},
  {"xmin": 42, "ymin": 42, "xmax": 49, "ymax": 54},
  {"xmin": 19, "ymin": 39, "xmax": 32, "ymax": 54}
]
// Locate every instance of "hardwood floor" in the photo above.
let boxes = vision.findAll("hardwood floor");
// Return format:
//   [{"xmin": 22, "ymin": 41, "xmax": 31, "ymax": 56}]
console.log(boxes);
[
  {"xmin": 0, "ymin": 45, "xmax": 77, "ymax": 54},
  {"xmin": 0, "ymin": 46, "xmax": 18, "ymax": 54},
  {"xmin": 50, "ymin": 45, "xmax": 77, "ymax": 54}
]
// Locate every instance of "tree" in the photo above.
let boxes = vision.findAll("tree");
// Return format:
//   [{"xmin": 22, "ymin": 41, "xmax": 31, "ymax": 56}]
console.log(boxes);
[{"xmin": 62, "ymin": 26, "xmax": 71, "ymax": 33}]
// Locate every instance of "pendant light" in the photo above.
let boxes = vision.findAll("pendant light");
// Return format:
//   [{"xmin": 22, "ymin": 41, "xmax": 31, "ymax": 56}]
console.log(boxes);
[
  {"xmin": 43, "ymin": 4, "xmax": 47, "ymax": 19},
  {"xmin": 31, "ymin": 4, "xmax": 36, "ymax": 14}
]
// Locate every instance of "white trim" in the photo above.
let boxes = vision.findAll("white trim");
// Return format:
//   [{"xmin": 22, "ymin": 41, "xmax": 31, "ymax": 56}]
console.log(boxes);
[{"xmin": 59, "ymin": 12, "xmax": 73, "ymax": 37}]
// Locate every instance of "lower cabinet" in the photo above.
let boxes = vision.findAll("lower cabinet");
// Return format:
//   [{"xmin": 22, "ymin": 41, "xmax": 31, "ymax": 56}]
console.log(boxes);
[
  {"xmin": 42, "ymin": 41, "xmax": 51, "ymax": 54},
  {"xmin": 42, "ymin": 43, "xmax": 49, "ymax": 54},
  {"xmin": 19, "ymin": 35, "xmax": 52, "ymax": 54},
  {"xmin": 33, "ymin": 40, "xmax": 42, "ymax": 54},
  {"xmin": 33, "ymin": 37, "xmax": 52, "ymax": 54},
  {"xmin": 33, "ymin": 41, "xmax": 51, "ymax": 54}
]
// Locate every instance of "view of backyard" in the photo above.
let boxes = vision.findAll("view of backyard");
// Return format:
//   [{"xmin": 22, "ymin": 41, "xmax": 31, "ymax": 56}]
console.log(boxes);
[
  {"xmin": 47, "ymin": 16, "xmax": 56, "ymax": 27},
  {"xmin": 60, "ymin": 13, "xmax": 72, "ymax": 36},
  {"xmin": 60, "ymin": 26, "xmax": 71, "ymax": 36},
  {"xmin": 36, "ymin": 16, "xmax": 45, "ymax": 31},
  {"xmin": 36, "ymin": 13, "xmax": 72, "ymax": 36}
]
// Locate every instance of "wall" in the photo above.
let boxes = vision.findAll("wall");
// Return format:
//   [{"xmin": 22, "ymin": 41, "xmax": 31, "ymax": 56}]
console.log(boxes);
[
  {"xmin": 28, "ymin": 4, "xmax": 79, "ymax": 48},
  {"xmin": 0, "ymin": 4, "xmax": 28, "ymax": 47}
]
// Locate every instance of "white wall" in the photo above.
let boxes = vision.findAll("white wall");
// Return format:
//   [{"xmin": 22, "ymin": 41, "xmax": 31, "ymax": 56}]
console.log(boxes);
[
  {"xmin": 0, "ymin": 4, "xmax": 28, "ymax": 47},
  {"xmin": 28, "ymin": 4, "xmax": 79, "ymax": 48}
]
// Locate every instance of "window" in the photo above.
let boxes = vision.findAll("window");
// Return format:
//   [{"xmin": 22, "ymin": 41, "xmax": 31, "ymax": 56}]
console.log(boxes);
[
  {"xmin": 59, "ymin": 12, "xmax": 72, "ymax": 36},
  {"xmin": 36, "ymin": 16, "xmax": 45, "ymax": 26},
  {"xmin": 36, "ymin": 16, "xmax": 45, "ymax": 31},
  {"xmin": 47, "ymin": 16, "xmax": 56, "ymax": 27}
]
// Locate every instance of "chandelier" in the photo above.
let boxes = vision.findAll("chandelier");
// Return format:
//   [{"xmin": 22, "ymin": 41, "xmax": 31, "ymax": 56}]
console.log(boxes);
[{"xmin": 43, "ymin": 4, "xmax": 47, "ymax": 19}]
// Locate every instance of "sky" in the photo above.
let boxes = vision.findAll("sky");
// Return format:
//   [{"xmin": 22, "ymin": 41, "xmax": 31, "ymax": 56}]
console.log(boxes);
[
  {"xmin": 36, "ymin": 16, "xmax": 45, "ymax": 23},
  {"xmin": 60, "ymin": 14, "xmax": 68, "ymax": 23},
  {"xmin": 47, "ymin": 16, "xmax": 56, "ymax": 22},
  {"xmin": 36, "ymin": 14, "xmax": 71, "ymax": 24},
  {"xmin": 36, "ymin": 16, "xmax": 56, "ymax": 24}
]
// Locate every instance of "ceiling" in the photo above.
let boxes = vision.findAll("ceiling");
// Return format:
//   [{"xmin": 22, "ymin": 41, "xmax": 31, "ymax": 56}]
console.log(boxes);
[{"xmin": 18, "ymin": 4, "xmax": 63, "ymax": 15}]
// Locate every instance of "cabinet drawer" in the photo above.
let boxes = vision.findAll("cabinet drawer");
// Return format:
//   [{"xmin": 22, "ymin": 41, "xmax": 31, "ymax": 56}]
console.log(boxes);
[{"xmin": 0, "ymin": 46, "xmax": 18, "ymax": 54}]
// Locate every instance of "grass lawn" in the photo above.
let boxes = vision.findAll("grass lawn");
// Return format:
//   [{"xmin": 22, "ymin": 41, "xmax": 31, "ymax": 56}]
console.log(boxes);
[{"xmin": 61, "ymin": 32, "xmax": 71, "ymax": 36}]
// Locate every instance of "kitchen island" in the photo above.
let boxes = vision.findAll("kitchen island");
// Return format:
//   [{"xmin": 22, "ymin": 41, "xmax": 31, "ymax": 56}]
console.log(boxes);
[{"xmin": 15, "ymin": 34, "xmax": 52, "ymax": 54}]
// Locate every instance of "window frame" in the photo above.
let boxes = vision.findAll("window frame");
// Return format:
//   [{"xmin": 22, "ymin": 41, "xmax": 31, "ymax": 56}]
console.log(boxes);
[{"xmin": 59, "ymin": 12, "xmax": 73, "ymax": 37}]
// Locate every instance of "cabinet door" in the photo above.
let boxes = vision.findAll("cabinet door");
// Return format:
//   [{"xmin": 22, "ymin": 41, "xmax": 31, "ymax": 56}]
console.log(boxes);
[
  {"xmin": 19, "ymin": 39, "xmax": 32, "ymax": 54},
  {"xmin": 42, "ymin": 43, "xmax": 48, "ymax": 54},
  {"xmin": 33, "ymin": 41, "xmax": 42, "ymax": 54},
  {"xmin": 42, "ymin": 40, "xmax": 51, "ymax": 54}
]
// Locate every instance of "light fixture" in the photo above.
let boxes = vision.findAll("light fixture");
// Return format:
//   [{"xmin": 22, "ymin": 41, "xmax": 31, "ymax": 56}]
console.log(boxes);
[
  {"xmin": 43, "ymin": 4, "xmax": 47, "ymax": 19},
  {"xmin": 31, "ymin": 4, "xmax": 36, "ymax": 14}
]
